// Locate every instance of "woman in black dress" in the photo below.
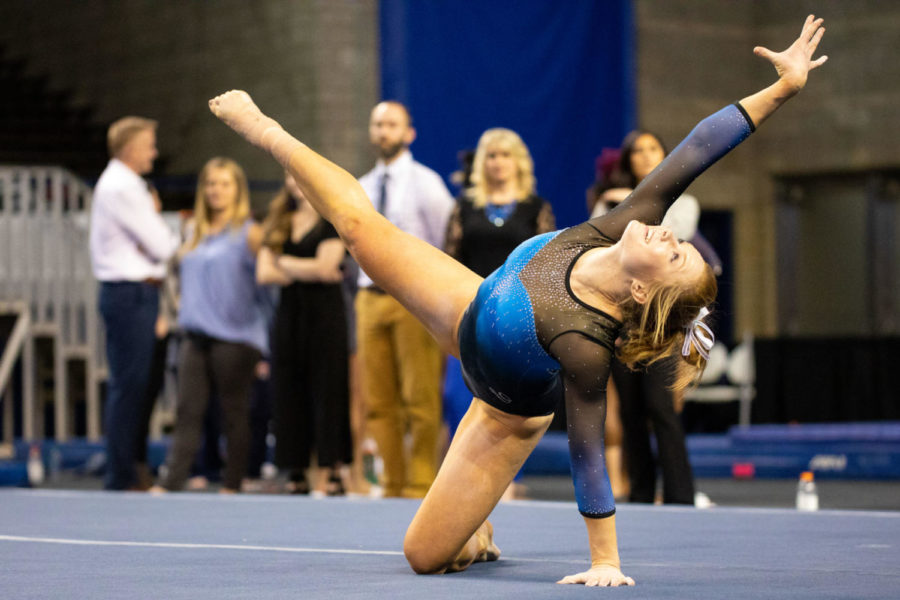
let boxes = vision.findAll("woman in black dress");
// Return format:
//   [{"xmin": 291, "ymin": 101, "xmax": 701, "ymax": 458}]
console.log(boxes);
[{"xmin": 258, "ymin": 173, "xmax": 351, "ymax": 494}]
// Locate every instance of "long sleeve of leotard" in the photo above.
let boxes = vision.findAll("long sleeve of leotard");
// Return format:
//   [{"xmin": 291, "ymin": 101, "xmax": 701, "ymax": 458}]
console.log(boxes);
[
  {"xmin": 549, "ymin": 332, "xmax": 617, "ymax": 518},
  {"xmin": 588, "ymin": 103, "xmax": 755, "ymax": 241}
]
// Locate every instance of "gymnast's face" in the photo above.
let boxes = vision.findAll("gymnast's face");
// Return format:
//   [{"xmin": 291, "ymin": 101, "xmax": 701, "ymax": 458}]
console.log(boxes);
[
  {"xmin": 629, "ymin": 133, "xmax": 665, "ymax": 183},
  {"xmin": 203, "ymin": 167, "xmax": 239, "ymax": 214},
  {"xmin": 369, "ymin": 102, "xmax": 415, "ymax": 162},
  {"xmin": 621, "ymin": 221, "xmax": 705, "ymax": 295}
]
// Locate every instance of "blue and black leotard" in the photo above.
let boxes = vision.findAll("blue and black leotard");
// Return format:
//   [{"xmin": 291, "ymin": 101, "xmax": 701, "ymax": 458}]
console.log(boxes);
[{"xmin": 457, "ymin": 103, "xmax": 755, "ymax": 518}]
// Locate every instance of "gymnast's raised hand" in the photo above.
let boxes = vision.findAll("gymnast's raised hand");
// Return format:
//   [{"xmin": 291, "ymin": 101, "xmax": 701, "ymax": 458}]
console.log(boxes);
[
  {"xmin": 755, "ymin": 14, "xmax": 827, "ymax": 93},
  {"xmin": 739, "ymin": 15, "xmax": 828, "ymax": 130}
]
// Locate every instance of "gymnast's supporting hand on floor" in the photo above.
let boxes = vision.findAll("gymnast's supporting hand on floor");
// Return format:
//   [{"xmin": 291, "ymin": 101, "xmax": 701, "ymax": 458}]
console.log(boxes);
[{"xmin": 207, "ymin": 14, "xmax": 826, "ymax": 586}]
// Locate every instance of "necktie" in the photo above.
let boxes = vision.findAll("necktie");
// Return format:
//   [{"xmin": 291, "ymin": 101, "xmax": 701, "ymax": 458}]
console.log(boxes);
[{"xmin": 377, "ymin": 172, "xmax": 389, "ymax": 214}]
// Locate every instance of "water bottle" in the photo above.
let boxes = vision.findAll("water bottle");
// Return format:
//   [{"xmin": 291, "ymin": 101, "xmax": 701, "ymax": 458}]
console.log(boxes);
[{"xmin": 796, "ymin": 470, "xmax": 819, "ymax": 511}]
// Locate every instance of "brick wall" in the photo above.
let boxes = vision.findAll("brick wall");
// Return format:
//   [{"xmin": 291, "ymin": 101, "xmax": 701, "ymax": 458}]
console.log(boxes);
[{"xmin": 0, "ymin": 0, "xmax": 378, "ymax": 198}]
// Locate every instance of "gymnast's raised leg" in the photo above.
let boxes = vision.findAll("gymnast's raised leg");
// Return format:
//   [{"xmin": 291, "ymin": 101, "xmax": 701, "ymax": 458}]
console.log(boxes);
[{"xmin": 208, "ymin": 91, "xmax": 480, "ymax": 356}]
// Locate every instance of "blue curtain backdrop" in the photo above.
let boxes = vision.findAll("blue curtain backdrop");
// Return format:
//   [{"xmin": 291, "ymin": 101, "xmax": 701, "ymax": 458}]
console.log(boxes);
[{"xmin": 379, "ymin": 0, "xmax": 634, "ymax": 228}]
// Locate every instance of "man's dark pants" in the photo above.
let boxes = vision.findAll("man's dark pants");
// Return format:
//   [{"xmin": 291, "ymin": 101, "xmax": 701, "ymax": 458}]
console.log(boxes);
[{"xmin": 99, "ymin": 281, "xmax": 159, "ymax": 490}]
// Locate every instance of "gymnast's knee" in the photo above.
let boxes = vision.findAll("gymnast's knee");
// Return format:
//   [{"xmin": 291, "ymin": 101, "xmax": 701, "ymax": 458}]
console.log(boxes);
[{"xmin": 403, "ymin": 533, "xmax": 451, "ymax": 575}]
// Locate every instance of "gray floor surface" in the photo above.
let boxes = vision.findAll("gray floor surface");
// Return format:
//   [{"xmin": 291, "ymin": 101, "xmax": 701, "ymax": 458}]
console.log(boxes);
[{"xmin": 2, "ymin": 488, "xmax": 899, "ymax": 599}]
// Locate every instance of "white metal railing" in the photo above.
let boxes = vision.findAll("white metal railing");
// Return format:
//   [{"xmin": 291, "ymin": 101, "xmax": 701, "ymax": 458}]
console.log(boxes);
[
  {"xmin": 0, "ymin": 302, "xmax": 31, "ymax": 448},
  {"xmin": 0, "ymin": 165, "xmax": 104, "ymax": 443}
]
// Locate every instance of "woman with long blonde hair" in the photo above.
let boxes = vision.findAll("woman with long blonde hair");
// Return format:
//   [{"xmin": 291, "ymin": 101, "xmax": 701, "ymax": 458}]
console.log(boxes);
[
  {"xmin": 445, "ymin": 128, "xmax": 555, "ymax": 277},
  {"xmin": 209, "ymin": 17, "xmax": 826, "ymax": 584},
  {"xmin": 155, "ymin": 157, "xmax": 268, "ymax": 494}
]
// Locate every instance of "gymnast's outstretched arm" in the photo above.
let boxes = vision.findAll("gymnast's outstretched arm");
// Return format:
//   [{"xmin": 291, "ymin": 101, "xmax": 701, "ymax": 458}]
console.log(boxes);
[{"xmin": 589, "ymin": 14, "xmax": 827, "ymax": 242}]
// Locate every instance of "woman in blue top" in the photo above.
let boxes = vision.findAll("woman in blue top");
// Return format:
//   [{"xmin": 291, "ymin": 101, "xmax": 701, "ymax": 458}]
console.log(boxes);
[
  {"xmin": 156, "ymin": 157, "xmax": 269, "ymax": 494},
  {"xmin": 209, "ymin": 17, "xmax": 826, "ymax": 585}
]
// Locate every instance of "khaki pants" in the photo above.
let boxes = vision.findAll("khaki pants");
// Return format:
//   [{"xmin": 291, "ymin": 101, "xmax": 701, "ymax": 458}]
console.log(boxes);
[{"xmin": 356, "ymin": 289, "xmax": 443, "ymax": 497}]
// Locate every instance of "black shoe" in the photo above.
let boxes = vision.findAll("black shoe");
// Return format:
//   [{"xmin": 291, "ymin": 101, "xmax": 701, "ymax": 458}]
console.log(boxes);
[
  {"xmin": 285, "ymin": 478, "xmax": 310, "ymax": 495},
  {"xmin": 284, "ymin": 469, "xmax": 309, "ymax": 496},
  {"xmin": 325, "ymin": 473, "xmax": 345, "ymax": 496}
]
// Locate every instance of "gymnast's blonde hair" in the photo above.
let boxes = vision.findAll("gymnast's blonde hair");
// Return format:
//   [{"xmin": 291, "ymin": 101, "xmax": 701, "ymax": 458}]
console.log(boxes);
[{"xmin": 617, "ymin": 261, "xmax": 718, "ymax": 391}]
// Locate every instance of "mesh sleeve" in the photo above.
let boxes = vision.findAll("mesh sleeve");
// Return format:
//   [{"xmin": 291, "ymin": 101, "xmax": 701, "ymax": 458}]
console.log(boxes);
[
  {"xmin": 550, "ymin": 332, "xmax": 616, "ymax": 518},
  {"xmin": 589, "ymin": 103, "xmax": 754, "ymax": 241}
]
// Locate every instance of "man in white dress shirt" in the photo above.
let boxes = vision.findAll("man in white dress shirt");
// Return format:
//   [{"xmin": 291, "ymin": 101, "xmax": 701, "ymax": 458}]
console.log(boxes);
[
  {"xmin": 90, "ymin": 117, "xmax": 178, "ymax": 490},
  {"xmin": 356, "ymin": 101, "xmax": 454, "ymax": 497}
]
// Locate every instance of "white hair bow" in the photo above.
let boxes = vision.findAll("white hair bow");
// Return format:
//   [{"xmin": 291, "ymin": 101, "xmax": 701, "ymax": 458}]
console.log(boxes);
[{"xmin": 681, "ymin": 307, "xmax": 714, "ymax": 360}]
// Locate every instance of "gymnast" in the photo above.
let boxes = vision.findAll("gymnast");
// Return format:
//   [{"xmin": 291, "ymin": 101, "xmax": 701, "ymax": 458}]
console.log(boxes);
[{"xmin": 208, "ymin": 15, "xmax": 826, "ymax": 586}]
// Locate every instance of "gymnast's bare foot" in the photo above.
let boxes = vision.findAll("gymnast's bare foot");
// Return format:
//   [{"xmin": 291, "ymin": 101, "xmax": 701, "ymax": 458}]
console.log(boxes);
[
  {"xmin": 443, "ymin": 520, "xmax": 501, "ymax": 573},
  {"xmin": 474, "ymin": 520, "xmax": 501, "ymax": 563},
  {"xmin": 208, "ymin": 90, "xmax": 282, "ymax": 148}
]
